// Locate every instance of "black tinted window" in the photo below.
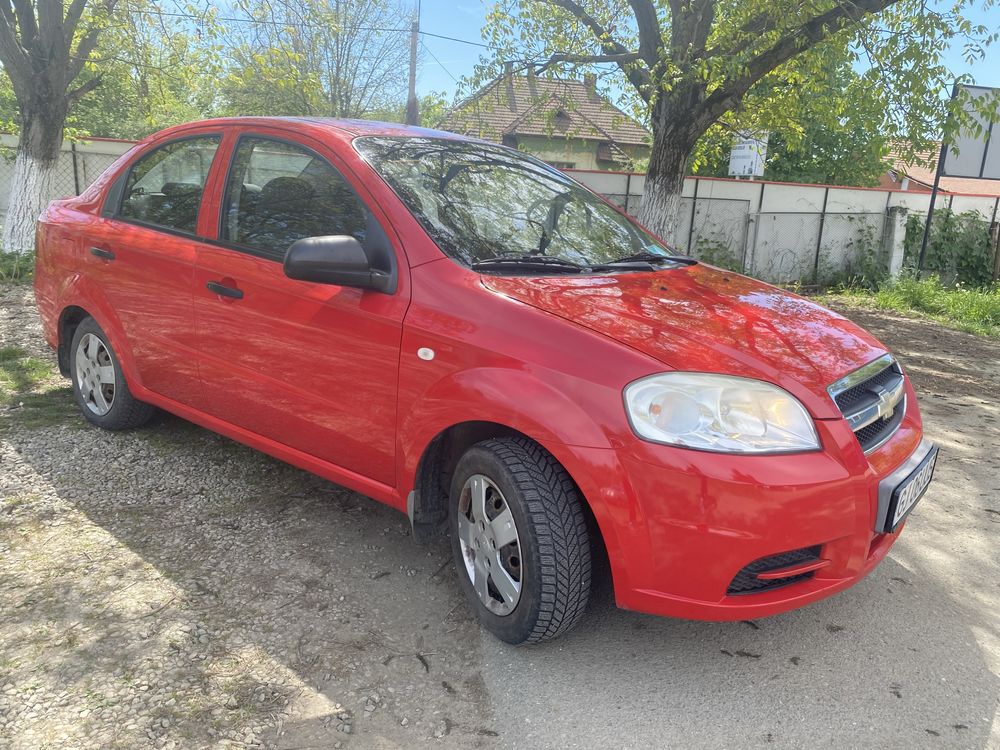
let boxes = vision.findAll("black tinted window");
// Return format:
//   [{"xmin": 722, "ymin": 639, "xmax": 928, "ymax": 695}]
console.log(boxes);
[
  {"xmin": 222, "ymin": 138, "xmax": 367, "ymax": 258},
  {"xmin": 119, "ymin": 136, "xmax": 220, "ymax": 233}
]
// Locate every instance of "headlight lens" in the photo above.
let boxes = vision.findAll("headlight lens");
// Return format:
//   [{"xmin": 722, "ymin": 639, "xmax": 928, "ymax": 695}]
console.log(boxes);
[{"xmin": 624, "ymin": 373, "xmax": 819, "ymax": 453}]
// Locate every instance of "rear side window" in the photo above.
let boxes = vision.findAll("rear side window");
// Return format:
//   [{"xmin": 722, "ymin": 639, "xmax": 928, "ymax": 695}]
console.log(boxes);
[
  {"xmin": 221, "ymin": 137, "xmax": 367, "ymax": 259},
  {"xmin": 119, "ymin": 136, "xmax": 221, "ymax": 234}
]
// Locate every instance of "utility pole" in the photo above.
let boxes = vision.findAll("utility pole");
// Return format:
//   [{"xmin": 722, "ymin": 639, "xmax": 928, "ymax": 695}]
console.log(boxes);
[
  {"xmin": 918, "ymin": 82, "xmax": 958, "ymax": 271},
  {"xmin": 405, "ymin": 1, "xmax": 420, "ymax": 125}
]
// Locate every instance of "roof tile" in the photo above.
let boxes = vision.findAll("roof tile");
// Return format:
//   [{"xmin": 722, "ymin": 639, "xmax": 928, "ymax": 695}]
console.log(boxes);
[{"xmin": 440, "ymin": 74, "xmax": 650, "ymax": 147}]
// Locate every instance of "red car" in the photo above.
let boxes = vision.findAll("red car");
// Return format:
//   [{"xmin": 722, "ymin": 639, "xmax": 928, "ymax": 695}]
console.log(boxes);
[{"xmin": 34, "ymin": 118, "xmax": 937, "ymax": 644}]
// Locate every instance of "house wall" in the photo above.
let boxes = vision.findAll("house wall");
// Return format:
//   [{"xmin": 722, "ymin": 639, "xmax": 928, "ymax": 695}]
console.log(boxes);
[{"xmin": 516, "ymin": 135, "xmax": 650, "ymax": 171}]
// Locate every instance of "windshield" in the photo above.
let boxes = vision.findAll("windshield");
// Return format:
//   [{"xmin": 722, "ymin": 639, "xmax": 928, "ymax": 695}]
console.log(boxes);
[{"xmin": 353, "ymin": 136, "xmax": 674, "ymax": 271}]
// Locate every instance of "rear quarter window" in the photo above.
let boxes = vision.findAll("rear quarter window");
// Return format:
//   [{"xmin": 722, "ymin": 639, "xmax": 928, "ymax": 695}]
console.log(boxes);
[{"xmin": 118, "ymin": 136, "xmax": 221, "ymax": 234}]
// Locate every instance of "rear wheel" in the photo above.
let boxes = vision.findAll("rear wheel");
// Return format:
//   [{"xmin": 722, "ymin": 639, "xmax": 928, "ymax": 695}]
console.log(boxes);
[
  {"xmin": 70, "ymin": 317, "xmax": 155, "ymax": 430},
  {"xmin": 449, "ymin": 437, "xmax": 591, "ymax": 644}
]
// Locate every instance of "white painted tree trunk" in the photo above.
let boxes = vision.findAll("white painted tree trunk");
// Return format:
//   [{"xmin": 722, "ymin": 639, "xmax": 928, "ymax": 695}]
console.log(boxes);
[
  {"xmin": 637, "ymin": 176, "xmax": 685, "ymax": 248},
  {"xmin": 3, "ymin": 149, "xmax": 57, "ymax": 254}
]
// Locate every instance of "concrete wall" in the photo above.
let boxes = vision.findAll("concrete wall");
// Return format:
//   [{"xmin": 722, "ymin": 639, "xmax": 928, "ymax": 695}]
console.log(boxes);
[
  {"xmin": 0, "ymin": 134, "xmax": 135, "ymax": 215},
  {"xmin": 3, "ymin": 133, "xmax": 996, "ymax": 285},
  {"xmin": 568, "ymin": 170, "xmax": 1000, "ymax": 284}
]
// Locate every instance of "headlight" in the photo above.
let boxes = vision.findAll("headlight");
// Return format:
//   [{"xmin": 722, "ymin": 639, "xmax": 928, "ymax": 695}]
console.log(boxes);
[{"xmin": 623, "ymin": 373, "xmax": 819, "ymax": 453}]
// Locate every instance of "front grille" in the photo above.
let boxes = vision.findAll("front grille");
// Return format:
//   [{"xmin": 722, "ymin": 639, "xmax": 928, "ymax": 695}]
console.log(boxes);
[
  {"xmin": 727, "ymin": 545, "xmax": 822, "ymax": 595},
  {"xmin": 834, "ymin": 365, "xmax": 899, "ymax": 412},
  {"xmin": 853, "ymin": 397, "xmax": 905, "ymax": 451},
  {"xmin": 828, "ymin": 356, "xmax": 906, "ymax": 453}
]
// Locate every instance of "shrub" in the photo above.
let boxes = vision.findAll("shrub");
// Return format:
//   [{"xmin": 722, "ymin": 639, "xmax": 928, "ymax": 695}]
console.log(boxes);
[
  {"xmin": 0, "ymin": 251, "xmax": 35, "ymax": 282},
  {"xmin": 902, "ymin": 209, "xmax": 995, "ymax": 287}
]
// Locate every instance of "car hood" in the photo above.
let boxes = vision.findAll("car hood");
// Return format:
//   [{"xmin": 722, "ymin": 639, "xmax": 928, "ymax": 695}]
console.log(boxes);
[{"xmin": 481, "ymin": 264, "xmax": 889, "ymax": 419}]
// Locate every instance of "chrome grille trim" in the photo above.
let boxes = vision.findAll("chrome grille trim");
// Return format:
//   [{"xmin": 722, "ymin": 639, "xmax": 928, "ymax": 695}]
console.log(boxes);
[
  {"xmin": 828, "ymin": 354, "xmax": 906, "ymax": 453},
  {"xmin": 827, "ymin": 353, "xmax": 896, "ymax": 400}
]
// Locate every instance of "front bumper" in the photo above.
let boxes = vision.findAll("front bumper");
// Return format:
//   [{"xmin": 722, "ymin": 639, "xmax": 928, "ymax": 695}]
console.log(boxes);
[{"xmin": 554, "ymin": 382, "xmax": 929, "ymax": 621}]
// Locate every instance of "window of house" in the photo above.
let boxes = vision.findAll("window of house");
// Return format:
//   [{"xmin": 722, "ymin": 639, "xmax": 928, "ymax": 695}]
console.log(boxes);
[
  {"xmin": 119, "ymin": 136, "xmax": 221, "ymax": 234},
  {"xmin": 596, "ymin": 142, "xmax": 620, "ymax": 163},
  {"xmin": 221, "ymin": 138, "xmax": 368, "ymax": 259},
  {"xmin": 547, "ymin": 161, "xmax": 576, "ymax": 170}
]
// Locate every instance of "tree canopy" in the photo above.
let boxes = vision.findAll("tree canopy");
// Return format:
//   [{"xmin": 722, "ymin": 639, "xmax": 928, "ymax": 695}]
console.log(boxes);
[{"xmin": 477, "ymin": 0, "xmax": 999, "ymax": 239}]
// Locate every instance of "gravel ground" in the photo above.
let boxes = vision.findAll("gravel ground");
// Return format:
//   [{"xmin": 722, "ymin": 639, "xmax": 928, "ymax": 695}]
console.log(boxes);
[{"xmin": 2, "ymin": 282, "xmax": 999, "ymax": 749}]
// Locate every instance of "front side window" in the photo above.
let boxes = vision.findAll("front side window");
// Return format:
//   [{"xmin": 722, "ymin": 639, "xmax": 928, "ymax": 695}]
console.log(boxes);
[
  {"xmin": 354, "ymin": 136, "xmax": 672, "ymax": 272},
  {"xmin": 119, "ymin": 136, "xmax": 221, "ymax": 233},
  {"xmin": 222, "ymin": 138, "xmax": 368, "ymax": 258}
]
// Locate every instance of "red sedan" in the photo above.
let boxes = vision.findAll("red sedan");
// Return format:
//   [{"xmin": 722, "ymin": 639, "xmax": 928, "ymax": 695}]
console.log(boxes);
[{"xmin": 34, "ymin": 118, "xmax": 937, "ymax": 644}]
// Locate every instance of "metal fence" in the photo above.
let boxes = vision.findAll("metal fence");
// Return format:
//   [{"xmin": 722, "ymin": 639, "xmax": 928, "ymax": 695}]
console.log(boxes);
[
  {"xmin": 602, "ymin": 190, "xmax": 890, "ymax": 284},
  {"xmin": 574, "ymin": 170, "xmax": 1000, "ymax": 285}
]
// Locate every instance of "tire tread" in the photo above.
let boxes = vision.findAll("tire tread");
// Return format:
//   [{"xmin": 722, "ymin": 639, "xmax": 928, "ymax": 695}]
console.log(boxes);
[{"xmin": 475, "ymin": 436, "xmax": 592, "ymax": 643}]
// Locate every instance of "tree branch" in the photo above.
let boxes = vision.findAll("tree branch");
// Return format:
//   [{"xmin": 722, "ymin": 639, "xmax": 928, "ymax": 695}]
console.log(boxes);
[
  {"xmin": 9, "ymin": 0, "xmax": 37, "ymax": 49},
  {"xmin": 698, "ymin": 0, "xmax": 901, "ymax": 125},
  {"xmin": 537, "ymin": 50, "xmax": 643, "ymax": 71},
  {"xmin": 66, "ymin": 73, "xmax": 102, "ymax": 106},
  {"xmin": 0, "ymin": 4, "xmax": 33, "ymax": 91},
  {"xmin": 68, "ymin": 0, "xmax": 118, "ymax": 81},
  {"xmin": 64, "ymin": 0, "xmax": 90, "ymax": 39},
  {"xmin": 537, "ymin": 0, "xmax": 652, "ymax": 100},
  {"xmin": 626, "ymin": 0, "xmax": 661, "ymax": 66}
]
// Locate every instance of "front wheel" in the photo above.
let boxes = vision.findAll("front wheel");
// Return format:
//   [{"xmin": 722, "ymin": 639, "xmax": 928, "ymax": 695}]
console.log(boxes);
[{"xmin": 449, "ymin": 437, "xmax": 592, "ymax": 644}]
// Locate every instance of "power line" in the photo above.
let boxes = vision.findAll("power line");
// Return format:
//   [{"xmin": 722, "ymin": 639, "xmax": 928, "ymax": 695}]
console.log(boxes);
[
  {"xmin": 420, "ymin": 30, "xmax": 491, "ymax": 49},
  {"xmin": 422, "ymin": 41, "xmax": 459, "ymax": 83},
  {"xmin": 130, "ymin": 8, "xmax": 494, "ymax": 48}
]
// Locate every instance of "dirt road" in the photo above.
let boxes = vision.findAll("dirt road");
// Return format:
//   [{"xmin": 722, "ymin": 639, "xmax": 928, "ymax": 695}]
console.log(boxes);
[{"xmin": 2, "ymin": 284, "xmax": 998, "ymax": 749}]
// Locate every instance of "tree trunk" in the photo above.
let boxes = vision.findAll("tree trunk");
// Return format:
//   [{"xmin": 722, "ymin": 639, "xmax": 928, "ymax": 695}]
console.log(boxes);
[
  {"xmin": 3, "ymin": 107, "xmax": 65, "ymax": 254},
  {"xmin": 637, "ymin": 101, "xmax": 701, "ymax": 250}
]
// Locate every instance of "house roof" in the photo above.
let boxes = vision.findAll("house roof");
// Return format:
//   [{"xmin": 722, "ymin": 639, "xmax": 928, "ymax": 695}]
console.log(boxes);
[
  {"xmin": 887, "ymin": 143, "xmax": 1000, "ymax": 197},
  {"xmin": 439, "ymin": 74, "xmax": 651, "ymax": 148}
]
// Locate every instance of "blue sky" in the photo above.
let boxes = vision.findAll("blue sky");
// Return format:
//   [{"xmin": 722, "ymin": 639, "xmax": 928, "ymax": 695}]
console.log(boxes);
[{"xmin": 416, "ymin": 1, "xmax": 999, "ymax": 99}]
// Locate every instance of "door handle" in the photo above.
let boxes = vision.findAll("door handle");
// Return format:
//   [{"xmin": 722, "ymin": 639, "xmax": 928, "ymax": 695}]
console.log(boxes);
[
  {"xmin": 89, "ymin": 247, "xmax": 115, "ymax": 260},
  {"xmin": 206, "ymin": 281, "xmax": 244, "ymax": 299}
]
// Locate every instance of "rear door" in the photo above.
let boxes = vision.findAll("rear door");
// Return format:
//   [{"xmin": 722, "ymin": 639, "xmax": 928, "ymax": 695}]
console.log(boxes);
[
  {"xmin": 191, "ymin": 130, "xmax": 408, "ymax": 485},
  {"xmin": 88, "ymin": 134, "xmax": 224, "ymax": 404}
]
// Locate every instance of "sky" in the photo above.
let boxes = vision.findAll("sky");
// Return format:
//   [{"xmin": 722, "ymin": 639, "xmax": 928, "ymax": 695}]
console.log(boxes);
[{"xmin": 416, "ymin": 1, "xmax": 1000, "ymax": 100}]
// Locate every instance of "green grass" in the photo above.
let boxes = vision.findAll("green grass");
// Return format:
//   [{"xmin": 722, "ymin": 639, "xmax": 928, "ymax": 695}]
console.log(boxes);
[
  {"xmin": 830, "ymin": 276, "xmax": 1000, "ymax": 337},
  {"xmin": 0, "ymin": 251, "xmax": 35, "ymax": 282},
  {"xmin": 0, "ymin": 346, "xmax": 77, "ymax": 430},
  {"xmin": 0, "ymin": 346, "xmax": 52, "ymax": 400}
]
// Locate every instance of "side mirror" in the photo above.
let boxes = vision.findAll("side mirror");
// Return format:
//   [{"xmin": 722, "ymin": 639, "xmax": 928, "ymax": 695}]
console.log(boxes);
[{"xmin": 283, "ymin": 235, "xmax": 393, "ymax": 293}]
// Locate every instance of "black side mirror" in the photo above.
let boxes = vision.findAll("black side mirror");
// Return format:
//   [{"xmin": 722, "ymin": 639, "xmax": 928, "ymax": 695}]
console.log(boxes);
[{"xmin": 283, "ymin": 235, "xmax": 393, "ymax": 293}]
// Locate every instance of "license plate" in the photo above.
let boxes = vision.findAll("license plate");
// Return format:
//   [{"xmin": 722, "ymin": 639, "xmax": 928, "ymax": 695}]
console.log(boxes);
[{"xmin": 887, "ymin": 446, "xmax": 938, "ymax": 531}]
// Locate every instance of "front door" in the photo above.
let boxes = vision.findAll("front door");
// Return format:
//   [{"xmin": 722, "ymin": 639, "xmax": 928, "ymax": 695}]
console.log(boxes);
[{"xmin": 192, "ymin": 133, "xmax": 406, "ymax": 485}]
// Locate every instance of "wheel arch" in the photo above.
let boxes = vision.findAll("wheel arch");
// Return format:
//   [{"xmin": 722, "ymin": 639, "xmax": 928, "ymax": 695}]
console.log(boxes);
[
  {"xmin": 56, "ymin": 305, "xmax": 91, "ymax": 376},
  {"xmin": 52, "ymin": 277, "xmax": 144, "ymax": 393},
  {"xmin": 406, "ymin": 420, "xmax": 614, "ymax": 592}
]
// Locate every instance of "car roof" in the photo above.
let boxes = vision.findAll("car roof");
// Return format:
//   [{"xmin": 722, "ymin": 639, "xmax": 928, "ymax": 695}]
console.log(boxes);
[{"xmin": 144, "ymin": 116, "xmax": 474, "ymax": 146}]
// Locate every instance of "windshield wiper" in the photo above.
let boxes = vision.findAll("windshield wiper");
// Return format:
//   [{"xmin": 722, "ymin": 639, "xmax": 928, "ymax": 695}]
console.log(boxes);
[
  {"xmin": 471, "ymin": 255, "xmax": 585, "ymax": 273},
  {"xmin": 589, "ymin": 251, "xmax": 694, "ymax": 272},
  {"xmin": 606, "ymin": 251, "xmax": 674, "ymax": 265}
]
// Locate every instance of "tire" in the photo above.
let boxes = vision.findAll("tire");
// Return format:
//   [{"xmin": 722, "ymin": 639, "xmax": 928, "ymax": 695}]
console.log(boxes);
[
  {"xmin": 449, "ymin": 437, "xmax": 591, "ymax": 644},
  {"xmin": 69, "ymin": 317, "xmax": 156, "ymax": 430}
]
